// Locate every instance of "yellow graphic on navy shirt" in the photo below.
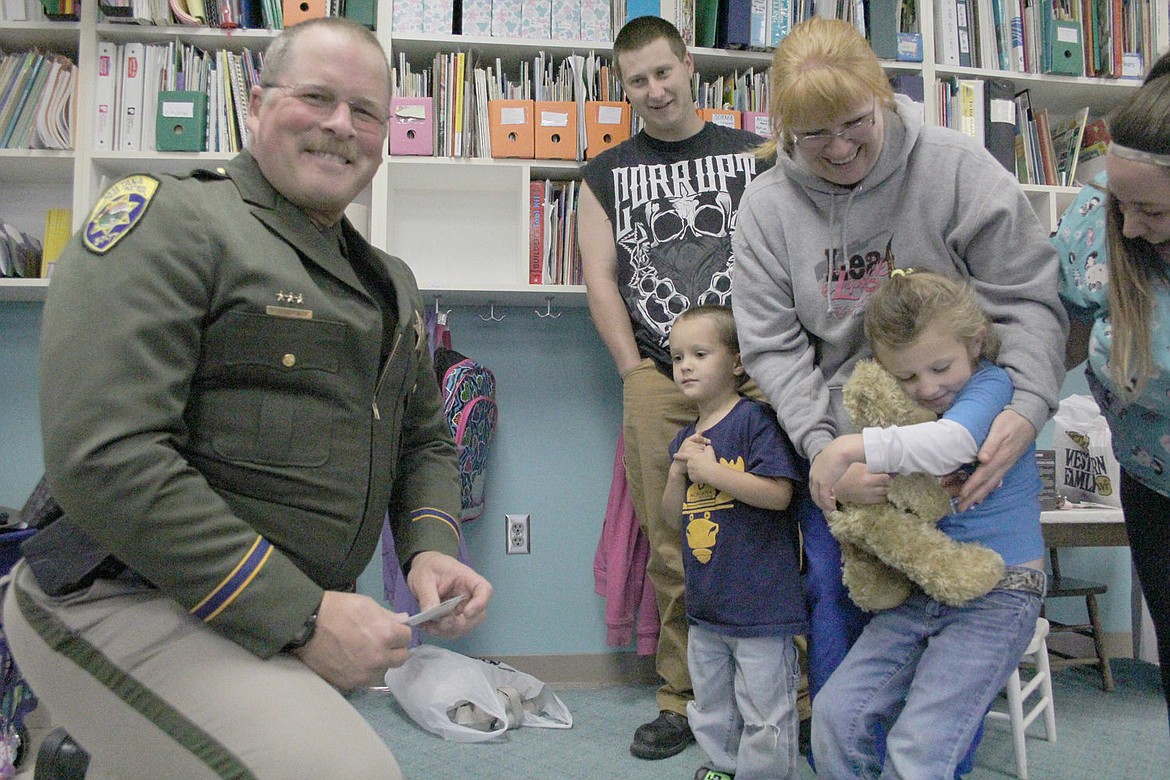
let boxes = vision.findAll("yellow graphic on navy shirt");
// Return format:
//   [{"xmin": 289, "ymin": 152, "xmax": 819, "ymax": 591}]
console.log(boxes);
[
  {"xmin": 683, "ymin": 455, "xmax": 743, "ymax": 563},
  {"xmin": 83, "ymin": 174, "xmax": 159, "ymax": 254}
]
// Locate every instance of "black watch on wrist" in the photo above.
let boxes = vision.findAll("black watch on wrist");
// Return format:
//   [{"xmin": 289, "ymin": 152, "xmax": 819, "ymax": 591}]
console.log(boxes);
[{"xmin": 283, "ymin": 608, "xmax": 318, "ymax": 652}]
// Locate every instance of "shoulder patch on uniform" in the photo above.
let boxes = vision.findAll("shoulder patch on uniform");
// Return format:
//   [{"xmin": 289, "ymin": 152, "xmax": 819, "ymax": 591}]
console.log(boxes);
[{"xmin": 82, "ymin": 174, "xmax": 160, "ymax": 254}]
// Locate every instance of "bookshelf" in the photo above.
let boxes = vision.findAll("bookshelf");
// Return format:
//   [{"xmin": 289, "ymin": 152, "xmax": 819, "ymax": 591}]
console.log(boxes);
[{"xmin": 1, "ymin": 2, "xmax": 1168, "ymax": 303}]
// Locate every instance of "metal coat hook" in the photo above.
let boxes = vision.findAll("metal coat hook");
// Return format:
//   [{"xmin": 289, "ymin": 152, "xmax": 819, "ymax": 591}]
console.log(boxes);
[
  {"xmin": 433, "ymin": 296, "xmax": 451, "ymax": 325},
  {"xmin": 535, "ymin": 296, "xmax": 562, "ymax": 319},
  {"xmin": 479, "ymin": 301, "xmax": 505, "ymax": 322}
]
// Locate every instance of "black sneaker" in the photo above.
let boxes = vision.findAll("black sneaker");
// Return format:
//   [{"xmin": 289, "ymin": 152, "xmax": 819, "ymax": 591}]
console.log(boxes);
[
  {"xmin": 630, "ymin": 710, "xmax": 694, "ymax": 760},
  {"xmin": 35, "ymin": 728, "xmax": 90, "ymax": 780}
]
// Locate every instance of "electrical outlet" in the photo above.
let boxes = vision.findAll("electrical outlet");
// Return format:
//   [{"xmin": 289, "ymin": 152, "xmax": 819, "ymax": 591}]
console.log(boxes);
[{"xmin": 506, "ymin": 513, "xmax": 530, "ymax": 554}]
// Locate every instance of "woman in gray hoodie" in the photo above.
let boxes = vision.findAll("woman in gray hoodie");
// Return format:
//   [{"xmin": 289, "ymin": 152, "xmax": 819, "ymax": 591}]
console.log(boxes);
[{"xmin": 730, "ymin": 16, "xmax": 1066, "ymax": 741}]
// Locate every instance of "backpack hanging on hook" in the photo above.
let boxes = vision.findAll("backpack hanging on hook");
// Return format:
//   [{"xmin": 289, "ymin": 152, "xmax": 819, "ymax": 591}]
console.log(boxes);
[{"xmin": 430, "ymin": 312, "xmax": 498, "ymax": 521}]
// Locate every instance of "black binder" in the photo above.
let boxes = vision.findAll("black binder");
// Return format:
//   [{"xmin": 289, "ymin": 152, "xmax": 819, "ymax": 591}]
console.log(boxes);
[{"xmin": 985, "ymin": 77, "xmax": 1016, "ymax": 174}]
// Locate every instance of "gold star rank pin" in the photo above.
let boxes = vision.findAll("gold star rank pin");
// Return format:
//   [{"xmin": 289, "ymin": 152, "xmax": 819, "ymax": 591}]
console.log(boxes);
[{"xmin": 83, "ymin": 175, "xmax": 160, "ymax": 254}]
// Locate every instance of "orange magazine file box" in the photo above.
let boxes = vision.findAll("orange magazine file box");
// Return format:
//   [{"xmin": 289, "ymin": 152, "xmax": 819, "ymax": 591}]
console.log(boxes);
[
  {"xmin": 534, "ymin": 101, "xmax": 578, "ymax": 160},
  {"xmin": 282, "ymin": 0, "xmax": 328, "ymax": 26},
  {"xmin": 697, "ymin": 108, "xmax": 742, "ymax": 129},
  {"xmin": 489, "ymin": 99, "xmax": 535, "ymax": 159},
  {"xmin": 584, "ymin": 101, "xmax": 630, "ymax": 159}
]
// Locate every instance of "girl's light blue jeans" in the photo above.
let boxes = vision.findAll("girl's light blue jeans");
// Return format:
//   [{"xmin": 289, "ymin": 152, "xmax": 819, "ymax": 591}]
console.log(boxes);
[{"xmin": 811, "ymin": 580, "xmax": 1043, "ymax": 779}]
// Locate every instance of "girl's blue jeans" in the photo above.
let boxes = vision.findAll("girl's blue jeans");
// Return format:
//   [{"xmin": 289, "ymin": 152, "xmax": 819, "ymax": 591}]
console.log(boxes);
[{"xmin": 811, "ymin": 579, "xmax": 1043, "ymax": 779}]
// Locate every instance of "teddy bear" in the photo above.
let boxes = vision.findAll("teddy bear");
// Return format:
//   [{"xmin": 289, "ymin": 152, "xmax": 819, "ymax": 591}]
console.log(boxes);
[{"xmin": 826, "ymin": 359, "xmax": 1006, "ymax": 612}]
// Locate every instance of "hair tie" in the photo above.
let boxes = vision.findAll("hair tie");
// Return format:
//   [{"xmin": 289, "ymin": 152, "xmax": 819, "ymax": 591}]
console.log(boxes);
[
  {"xmin": 890, "ymin": 268, "xmax": 914, "ymax": 278},
  {"xmin": 1109, "ymin": 142, "xmax": 1170, "ymax": 168}
]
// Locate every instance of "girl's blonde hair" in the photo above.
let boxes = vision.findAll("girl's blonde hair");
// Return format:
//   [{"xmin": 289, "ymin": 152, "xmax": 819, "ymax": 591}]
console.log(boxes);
[
  {"xmin": 757, "ymin": 16, "xmax": 895, "ymax": 158},
  {"xmin": 1101, "ymin": 53, "xmax": 1170, "ymax": 401},
  {"xmin": 863, "ymin": 271, "xmax": 999, "ymax": 362}
]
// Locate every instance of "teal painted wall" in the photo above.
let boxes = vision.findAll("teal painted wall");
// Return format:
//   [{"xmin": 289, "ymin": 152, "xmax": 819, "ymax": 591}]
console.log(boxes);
[{"xmin": 0, "ymin": 303, "xmax": 44, "ymax": 512}]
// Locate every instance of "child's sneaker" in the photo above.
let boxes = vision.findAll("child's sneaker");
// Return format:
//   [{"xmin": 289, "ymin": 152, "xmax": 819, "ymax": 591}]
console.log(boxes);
[{"xmin": 694, "ymin": 767, "xmax": 734, "ymax": 780}]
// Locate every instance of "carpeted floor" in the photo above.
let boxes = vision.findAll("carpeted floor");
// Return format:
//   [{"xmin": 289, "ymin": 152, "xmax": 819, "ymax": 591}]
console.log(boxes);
[{"xmin": 350, "ymin": 657, "xmax": 1166, "ymax": 779}]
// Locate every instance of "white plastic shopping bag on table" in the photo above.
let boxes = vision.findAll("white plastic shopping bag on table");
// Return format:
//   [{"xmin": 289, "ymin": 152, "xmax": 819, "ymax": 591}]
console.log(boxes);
[
  {"xmin": 1051, "ymin": 394, "xmax": 1121, "ymax": 507},
  {"xmin": 381, "ymin": 645, "xmax": 572, "ymax": 742}
]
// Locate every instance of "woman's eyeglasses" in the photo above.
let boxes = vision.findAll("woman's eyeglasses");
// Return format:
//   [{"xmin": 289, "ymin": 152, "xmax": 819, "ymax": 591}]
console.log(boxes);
[{"xmin": 790, "ymin": 101, "xmax": 877, "ymax": 150}]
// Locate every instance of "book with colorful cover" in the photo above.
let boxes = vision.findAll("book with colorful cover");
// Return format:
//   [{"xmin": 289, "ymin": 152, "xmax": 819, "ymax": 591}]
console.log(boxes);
[{"xmin": 529, "ymin": 179, "xmax": 544, "ymax": 284}]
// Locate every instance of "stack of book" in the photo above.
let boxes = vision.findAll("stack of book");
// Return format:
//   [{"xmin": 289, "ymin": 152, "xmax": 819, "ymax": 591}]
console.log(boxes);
[
  {"xmin": 0, "ymin": 221, "xmax": 42, "ymax": 279},
  {"xmin": 92, "ymin": 40, "xmax": 261, "ymax": 153},
  {"xmin": 528, "ymin": 179, "xmax": 581, "ymax": 286},
  {"xmin": 1013, "ymin": 90, "xmax": 1096, "ymax": 186},
  {"xmin": 934, "ymin": 0, "xmax": 1156, "ymax": 79},
  {"xmin": 40, "ymin": 207, "xmax": 72, "ymax": 278},
  {"xmin": 0, "ymin": 50, "xmax": 76, "ymax": 150},
  {"xmin": 935, "ymin": 75, "xmax": 1017, "ymax": 174},
  {"xmin": 396, "ymin": 0, "xmax": 610, "ymax": 40},
  {"xmin": 391, "ymin": 50, "xmax": 628, "ymax": 162}
]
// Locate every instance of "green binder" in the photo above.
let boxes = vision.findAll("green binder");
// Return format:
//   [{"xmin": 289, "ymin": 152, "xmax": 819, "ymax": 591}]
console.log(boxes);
[
  {"xmin": 343, "ymin": 0, "xmax": 375, "ymax": 30},
  {"xmin": 156, "ymin": 91, "xmax": 207, "ymax": 153}
]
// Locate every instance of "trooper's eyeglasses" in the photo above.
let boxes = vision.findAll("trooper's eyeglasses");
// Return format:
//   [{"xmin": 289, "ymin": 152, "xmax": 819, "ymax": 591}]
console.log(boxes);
[
  {"xmin": 790, "ymin": 101, "xmax": 877, "ymax": 150},
  {"xmin": 263, "ymin": 83, "xmax": 390, "ymax": 131}
]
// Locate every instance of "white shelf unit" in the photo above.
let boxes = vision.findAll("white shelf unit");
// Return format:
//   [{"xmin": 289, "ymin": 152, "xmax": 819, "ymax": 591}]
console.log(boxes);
[{"xmin": 2, "ymin": 4, "xmax": 1168, "ymax": 303}]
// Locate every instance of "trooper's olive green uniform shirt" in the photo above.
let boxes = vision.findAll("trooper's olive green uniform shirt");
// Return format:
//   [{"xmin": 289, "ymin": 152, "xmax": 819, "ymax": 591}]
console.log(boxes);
[{"xmin": 34, "ymin": 150, "xmax": 462, "ymax": 657}]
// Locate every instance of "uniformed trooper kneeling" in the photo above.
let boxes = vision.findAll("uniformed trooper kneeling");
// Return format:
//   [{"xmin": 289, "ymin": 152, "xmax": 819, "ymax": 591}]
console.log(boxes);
[{"xmin": 3, "ymin": 17, "xmax": 493, "ymax": 780}]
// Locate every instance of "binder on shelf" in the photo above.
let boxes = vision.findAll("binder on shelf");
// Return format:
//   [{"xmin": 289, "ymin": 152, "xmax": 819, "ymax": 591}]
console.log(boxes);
[
  {"xmin": 1045, "ymin": 19, "xmax": 1084, "ymax": 76},
  {"xmin": 716, "ymin": 0, "xmax": 752, "ymax": 49},
  {"xmin": 584, "ymin": 100, "xmax": 629, "ymax": 159},
  {"xmin": 534, "ymin": 101, "xmax": 577, "ymax": 161},
  {"xmin": 282, "ymin": 0, "xmax": 326, "ymax": 26},
  {"xmin": 93, "ymin": 40, "xmax": 118, "ymax": 152},
  {"xmin": 698, "ymin": 107, "xmax": 741, "ymax": 129},
  {"xmin": 156, "ymin": 90, "xmax": 208, "ymax": 152},
  {"xmin": 868, "ymin": 0, "xmax": 899, "ymax": 59},
  {"xmin": 388, "ymin": 97, "xmax": 434, "ymax": 156},
  {"xmin": 934, "ymin": 0, "xmax": 960, "ymax": 66},
  {"xmin": 955, "ymin": 0, "xmax": 973, "ymax": 67},
  {"xmin": 117, "ymin": 42, "xmax": 146, "ymax": 152},
  {"xmin": 488, "ymin": 99, "xmax": 534, "ymax": 160},
  {"xmin": 985, "ymin": 77, "xmax": 1016, "ymax": 174},
  {"xmin": 742, "ymin": 111, "xmax": 770, "ymax": 138},
  {"xmin": 343, "ymin": 0, "xmax": 375, "ymax": 28}
]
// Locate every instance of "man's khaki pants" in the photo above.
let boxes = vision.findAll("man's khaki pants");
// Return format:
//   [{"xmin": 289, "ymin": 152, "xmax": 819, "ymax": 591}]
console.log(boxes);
[{"xmin": 4, "ymin": 561, "xmax": 400, "ymax": 780}]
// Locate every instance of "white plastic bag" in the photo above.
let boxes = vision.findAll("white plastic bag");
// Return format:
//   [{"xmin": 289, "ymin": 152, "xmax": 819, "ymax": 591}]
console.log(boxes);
[
  {"xmin": 381, "ymin": 645, "xmax": 572, "ymax": 742},
  {"xmin": 1052, "ymin": 394, "xmax": 1121, "ymax": 507}
]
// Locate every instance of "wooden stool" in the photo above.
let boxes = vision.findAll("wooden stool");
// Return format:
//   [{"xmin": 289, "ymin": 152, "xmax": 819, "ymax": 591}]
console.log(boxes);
[
  {"xmin": 986, "ymin": 617, "xmax": 1057, "ymax": 780},
  {"xmin": 1043, "ymin": 548, "xmax": 1114, "ymax": 691}
]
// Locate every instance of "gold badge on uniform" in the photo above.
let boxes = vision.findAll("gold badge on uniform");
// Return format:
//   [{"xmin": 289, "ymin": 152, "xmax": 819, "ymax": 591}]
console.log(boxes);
[{"xmin": 82, "ymin": 175, "xmax": 160, "ymax": 254}]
